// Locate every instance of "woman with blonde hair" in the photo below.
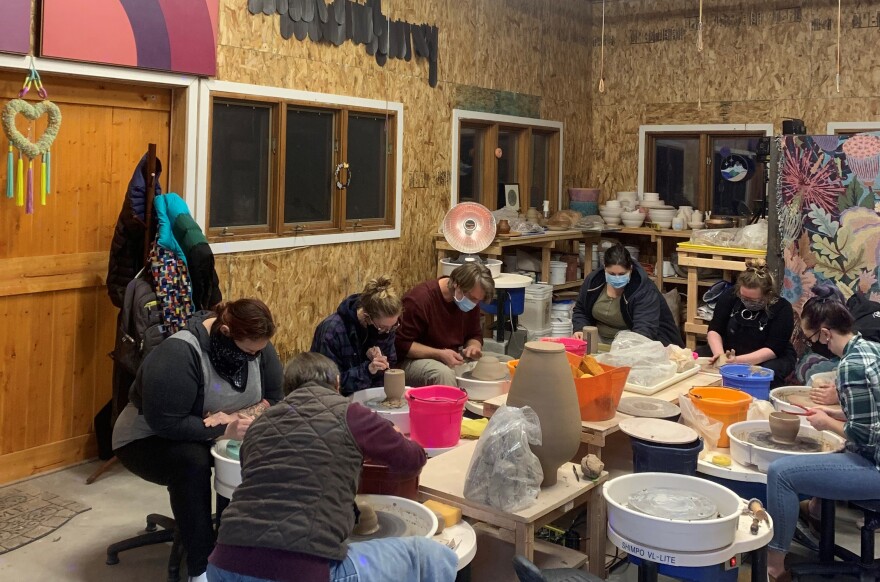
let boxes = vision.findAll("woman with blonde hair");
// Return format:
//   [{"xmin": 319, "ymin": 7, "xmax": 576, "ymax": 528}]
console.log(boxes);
[
  {"xmin": 311, "ymin": 276, "xmax": 403, "ymax": 396},
  {"xmin": 700, "ymin": 258, "xmax": 797, "ymax": 386}
]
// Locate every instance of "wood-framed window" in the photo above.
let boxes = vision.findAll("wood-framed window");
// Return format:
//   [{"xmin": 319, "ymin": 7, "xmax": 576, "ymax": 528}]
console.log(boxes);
[
  {"xmin": 452, "ymin": 111, "xmax": 562, "ymax": 211},
  {"xmin": 826, "ymin": 122, "xmax": 880, "ymax": 139},
  {"xmin": 639, "ymin": 124, "xmax": 773, "ymax": 216},
  {"xmin": 206, "ymin": 93, "xmax": 397, "ymax": 242}
]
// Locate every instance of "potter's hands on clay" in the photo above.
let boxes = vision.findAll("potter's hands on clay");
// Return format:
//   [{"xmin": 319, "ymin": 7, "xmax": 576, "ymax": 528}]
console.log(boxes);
[
  {"xmin": 809, "ymin": 380, "xmax": 838, "ymax": 406},
  {"xmin": 368, "ymin": 356, "xmax": 389, "ymax": 375},
  {"xmin": 710, "ymin": 350, "xmax": 735, "ymax": 366},
  {"xmin": 366, "ymin": 346, "xmax": 382, "ymax": 361},
  {"xmin": 223, "ymin": 414, "xmax": 254, "ymax": 441},
  {"xmin": 437, "ymin": 348, "xmax": 464, "ymax": 367},
  {"xmin": 573, "ymin": 331, "xmax": 584, "ymax": 340},
  {"xmin": 462, "ymin": 343, "xmax": 482, "ymax": 360},
  {"xmin": 204, "ymin": 411, "xmax": 236, "ymax": 427}
]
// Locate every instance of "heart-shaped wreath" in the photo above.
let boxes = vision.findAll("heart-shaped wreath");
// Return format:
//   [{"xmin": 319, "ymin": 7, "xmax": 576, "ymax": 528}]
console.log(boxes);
[{"xmin": 2, "ymin": 99, "xmax": 62, "ymax": 159}]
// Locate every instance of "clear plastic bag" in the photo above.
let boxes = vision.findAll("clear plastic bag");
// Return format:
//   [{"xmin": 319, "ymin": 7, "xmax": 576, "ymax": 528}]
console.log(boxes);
[
  {"xmin": 464, "ymin": 405, "xmax": 543, "ymax": 512},
  {"xmin": 678, "ymin": 394, "xmax": 722, "ymax": 450},
  {"xmin": 595, "ymin": 331, "xmax": 677, "ymax": 387},
  {"xmin": 732, "ymin": 220, "xmax": 768, "ymax": 249}
]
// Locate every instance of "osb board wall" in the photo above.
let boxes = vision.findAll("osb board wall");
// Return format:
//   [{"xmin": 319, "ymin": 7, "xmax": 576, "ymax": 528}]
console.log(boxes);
[
  {"xmin": 214, "ymin": 0, "xmax": 593, "ymax": 357},
  {"xmin": 586, "ymin": 0, "xmax": 880, "ymax": 200}
]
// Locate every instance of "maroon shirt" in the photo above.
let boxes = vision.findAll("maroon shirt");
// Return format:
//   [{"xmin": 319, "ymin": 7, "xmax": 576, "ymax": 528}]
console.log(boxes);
[
  {"xmin": 209, "ymin": 403, "xmax": 426, "ymax": 581},
  {"xmin": 395, "ymin": 278, "xmax": 483, "ymax": 357}
]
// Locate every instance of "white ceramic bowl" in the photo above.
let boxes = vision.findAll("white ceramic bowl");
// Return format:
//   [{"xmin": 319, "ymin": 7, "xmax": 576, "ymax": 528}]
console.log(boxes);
[
  {"xmin": 603, "ymin": 472, "xmax": 742, "ymax": 552},
  {"xmin": 643, "ymin": 192, "xmax": 660, "ymax": 201},
  {"xmin": 689, "ymin": 222, "xmax": 704, "ymax": 230},
  {"xmin": 769, "ymin": 386, "xmax": 813, "ymax": 426},
  {"xmin": 653, "ymin": 220, "xmax": 673, "ymax": 228},
  {"xmin": 600, "ymin": 207, "xmax": 623, "ymax": 215},
  {"xmin": 621, "ymin": 210, "xmax": 643, "ymax": 219},
  {"xmin": 622, "ymin": 218, "xmax": 646, "ymax": 227},
  {"xmin": 605, "ymin": 200, "xmax": 621, "ymax": 208},
  {"xmin": 603, "ymin": 216, "xmax": 622, "ymax": 225}
]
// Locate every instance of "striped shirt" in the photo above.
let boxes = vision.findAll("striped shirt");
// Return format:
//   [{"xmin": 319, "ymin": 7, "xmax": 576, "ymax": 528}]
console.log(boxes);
[{"xmin": 837, "ymin": 334, "xmax": 880, "ymax": 470}]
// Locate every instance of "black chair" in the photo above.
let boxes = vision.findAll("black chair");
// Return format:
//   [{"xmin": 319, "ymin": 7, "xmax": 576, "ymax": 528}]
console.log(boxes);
[
  {"xmin": 791, "ymin": 498, "xmax": 880, "ymax": 581},
  {"xmin": 513, "ymin": 555, "xmax": 605, "ymax": 582},
  {"xmin": 106, "ymin": 513, "xmax": 183, "ymax": 582}
]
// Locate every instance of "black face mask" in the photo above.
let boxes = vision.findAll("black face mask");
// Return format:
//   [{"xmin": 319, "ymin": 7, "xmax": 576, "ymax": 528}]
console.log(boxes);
[{"xmin": 209, "ymin": 332, "xmax": 257, "ymax": 391}]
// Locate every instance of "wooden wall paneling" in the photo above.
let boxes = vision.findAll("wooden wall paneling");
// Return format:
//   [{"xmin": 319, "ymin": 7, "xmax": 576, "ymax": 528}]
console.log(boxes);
[
  {"xmin": 49, "ymin": 290, "xmax": 77, "ymax": 443},
  {"xmin": 2, "ymin": 294, "xmax": 32, "ymax": 455},
  {"xmin": 71, "ymin": 289, "xmax": 98, "ymax": 438},
  {"xmin": 168, "ymin": 87, "xmax": 190, "ymax": 196},
  {"xmin": 24, "ymin": 293, "xmax": 53, "ymax": 450}
]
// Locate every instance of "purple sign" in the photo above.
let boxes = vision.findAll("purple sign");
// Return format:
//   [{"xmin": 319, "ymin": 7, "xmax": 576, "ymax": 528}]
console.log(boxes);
[{"xmin": 0, "ymin": 0, "xmax": 31, "ymax": 55}]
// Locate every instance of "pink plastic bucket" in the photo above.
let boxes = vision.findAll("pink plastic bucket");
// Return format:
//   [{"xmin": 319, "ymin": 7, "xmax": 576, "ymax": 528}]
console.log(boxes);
[
  {"xmin": 540, "ymin": 337, "xmax": 588, "ymax": 357},
  {"xmin": 405, "ymin": 385, "xmax": 467, "ymax": 449}
]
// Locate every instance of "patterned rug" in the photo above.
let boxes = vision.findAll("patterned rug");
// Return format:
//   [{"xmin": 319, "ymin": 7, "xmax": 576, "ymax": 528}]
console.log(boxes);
[{"xmin": 0, "ymin": 482, "xmax": 90, "ymax": 554}]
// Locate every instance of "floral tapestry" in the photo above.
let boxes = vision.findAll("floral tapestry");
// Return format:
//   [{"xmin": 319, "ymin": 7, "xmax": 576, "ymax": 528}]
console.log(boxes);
[{"xmin": 777, "ymin": 133, "xmax": 880, "ymax": 353}]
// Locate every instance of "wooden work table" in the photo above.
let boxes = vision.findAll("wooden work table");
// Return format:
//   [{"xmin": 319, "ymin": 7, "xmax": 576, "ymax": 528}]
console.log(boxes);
[
  {"xmin": 419, "ymin": 439, "xmax": 609, "ymax": 579},
  {"xmin": 480, "ymin": 371, "xmax": 723, "ymax": 457}
]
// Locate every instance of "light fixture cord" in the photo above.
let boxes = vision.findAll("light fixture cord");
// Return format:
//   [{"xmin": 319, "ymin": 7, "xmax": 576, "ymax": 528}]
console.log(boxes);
[
  {"xmin": 836, "ymin": 0, "xmax": 841, "ymax": 92},
  {"xmin": 598, "ymin": 0, "xmax": 606, "ymax": 93}
]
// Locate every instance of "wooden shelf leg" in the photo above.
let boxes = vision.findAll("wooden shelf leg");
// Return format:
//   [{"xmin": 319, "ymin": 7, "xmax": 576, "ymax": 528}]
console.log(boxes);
[
  {"xmin": 515, "ymin": 522, "xmax": 536, "ymax": 562},
  {"xmin": 587, "ymin": 487, "xmax": 608, "ymax": 579}
]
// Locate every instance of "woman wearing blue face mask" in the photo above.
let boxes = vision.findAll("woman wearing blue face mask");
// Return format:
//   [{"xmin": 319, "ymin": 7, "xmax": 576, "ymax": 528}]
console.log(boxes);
[
  {"xmin": 698, "ymin": 258, "xmax": 796, "ymax": 387},
  {"xmin": 573, "ymin": 243, "xmax": 683, "ymax": 346},
  {"xmin": 395, "ymin": 263, "xmax": 495, "ymax": 387}
]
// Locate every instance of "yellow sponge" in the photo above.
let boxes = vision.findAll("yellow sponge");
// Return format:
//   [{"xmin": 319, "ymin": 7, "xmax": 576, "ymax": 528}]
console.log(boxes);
[
  {"xmin": 423, "ymin": 500, "xmax": 462, "ymax": 527},
  {"xmin": 710, "ymin": 454, "xmax": 732, "ymax": 467}
]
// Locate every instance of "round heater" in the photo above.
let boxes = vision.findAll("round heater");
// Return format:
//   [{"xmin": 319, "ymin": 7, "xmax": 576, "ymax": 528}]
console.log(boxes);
[{"xmin": 439, "ymin": 202, "xmax": 503, "ymax": 277}]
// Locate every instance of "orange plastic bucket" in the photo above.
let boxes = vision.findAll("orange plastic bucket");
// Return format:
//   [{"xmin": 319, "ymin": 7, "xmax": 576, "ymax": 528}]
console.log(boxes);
[
  {"xmin": 686, "ymin": 386, "xmax": 752, "ymax": 448},
  {"xmin": 507, "ymin": 353, "xmax": 630, "ymax": 422}
]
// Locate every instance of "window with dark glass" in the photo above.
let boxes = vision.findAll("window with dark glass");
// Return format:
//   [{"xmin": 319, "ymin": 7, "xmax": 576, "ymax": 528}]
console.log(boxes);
[
  {"xmin": 458, "ymin": 126, "xmax": 483, "ymax": 203},
  {"xmin": 210, "ymin": 101, "xmax": 271, "ymax": 229},
  {"xmin": 285, "ymin": 107, "xmax": 334, "ymax": 224},
  {"xmin": 530, "ymin": 133, "xmax": 549, "ymax": 209},
  {"xmin": 207, "ymin": 95, "xmax": 397, "ymax": 240},
  {"xmin": 346, "ymin": 112, "xmax": 389, "ymax": 221}
]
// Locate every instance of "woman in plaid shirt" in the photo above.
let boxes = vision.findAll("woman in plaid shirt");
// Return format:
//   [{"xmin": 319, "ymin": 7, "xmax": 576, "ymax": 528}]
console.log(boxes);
[{"xmin": 766, "ymin": 286, "xmax": 880, "ymax": 581}]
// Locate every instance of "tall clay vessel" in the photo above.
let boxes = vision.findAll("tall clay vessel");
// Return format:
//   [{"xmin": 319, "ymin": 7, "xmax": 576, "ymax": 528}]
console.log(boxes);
[{"xmin": 506, "ymin": 341, "xmax": 581, "ymax": 486}]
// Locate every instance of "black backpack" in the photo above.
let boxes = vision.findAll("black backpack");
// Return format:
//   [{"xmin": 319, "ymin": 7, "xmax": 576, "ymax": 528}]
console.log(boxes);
[
  {"xmin": 848, "ymin": 292, "xmax": 880, "ymax": 344},
  {"xmin": 112, "ymin": 272, "xmax": 169, "ymax": 376}
]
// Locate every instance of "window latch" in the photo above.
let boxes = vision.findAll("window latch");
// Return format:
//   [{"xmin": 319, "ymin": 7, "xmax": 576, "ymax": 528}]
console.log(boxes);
[
  {"xmin": 219, "ymin": 227, "xmax": 234, "ymax": 237},
  {"xmin": 292, "ymin": 224, "xmax": 304, "ymax": 234},
  {"xmin": 352, "ymin": 220, "xmax": 361, "ymax": 230}
]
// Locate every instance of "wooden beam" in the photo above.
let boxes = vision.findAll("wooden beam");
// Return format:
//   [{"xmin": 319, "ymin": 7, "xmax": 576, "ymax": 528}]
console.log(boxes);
[{"xmin": 0, "ymin": 252, "xmax": 107, "ymax": 297}]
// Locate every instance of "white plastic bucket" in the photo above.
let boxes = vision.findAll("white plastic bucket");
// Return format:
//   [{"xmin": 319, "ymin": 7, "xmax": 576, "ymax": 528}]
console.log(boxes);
[{"xmin": 549, "ymin": 261, "xmax": 567, "ymax": 285}]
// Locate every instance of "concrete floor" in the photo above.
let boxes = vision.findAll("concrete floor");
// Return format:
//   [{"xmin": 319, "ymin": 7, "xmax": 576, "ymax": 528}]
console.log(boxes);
[{"xmin": 0, "ymin": 452, "xmax": 874, "ymax": 582}]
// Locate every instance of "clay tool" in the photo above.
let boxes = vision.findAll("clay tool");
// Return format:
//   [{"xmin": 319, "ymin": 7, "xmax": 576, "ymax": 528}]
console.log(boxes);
[{"xmin": 572, "ymin": 465, "xmax": 580, "ymax": 482}]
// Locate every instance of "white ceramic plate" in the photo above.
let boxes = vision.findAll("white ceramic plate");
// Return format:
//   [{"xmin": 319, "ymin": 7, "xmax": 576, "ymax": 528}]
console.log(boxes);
[{"xmin": 619, "ymin": 417, "xmax": 699, "ymax": 444}]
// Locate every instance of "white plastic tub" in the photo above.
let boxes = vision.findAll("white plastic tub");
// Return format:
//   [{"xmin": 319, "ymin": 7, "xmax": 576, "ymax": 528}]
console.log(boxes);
[
  {"xmin": 727, "ymin": 420, "xmax": 846, "ymax": 473},
  {"xmin": 603, "ymin": 472, "xmax": 742, "ymax": 553}
]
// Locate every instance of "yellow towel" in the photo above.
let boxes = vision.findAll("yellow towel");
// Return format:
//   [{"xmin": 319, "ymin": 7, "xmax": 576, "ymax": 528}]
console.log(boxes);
[{"xmin": 461, "ymin": 418, "xmax": 489, "ymax": 439}]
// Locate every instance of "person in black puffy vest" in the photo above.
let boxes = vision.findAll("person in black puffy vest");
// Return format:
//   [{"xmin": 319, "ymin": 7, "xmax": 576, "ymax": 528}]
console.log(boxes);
[{"xmin": 208, "ymin": 352, "xmax": 458, "ymax": 582}]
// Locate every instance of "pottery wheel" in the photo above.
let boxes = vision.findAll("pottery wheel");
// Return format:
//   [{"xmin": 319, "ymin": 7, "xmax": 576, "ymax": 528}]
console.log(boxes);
[
  {"xmin": 746, "ymin": 430, "xmax": 823, "ymax": 452},
  {"xmin": 459, "ymin": 370, "xmax": 510, "ymax": 383},
  {"xmin": 628, "ymin": 487, "xmax": 718, "ymax": 521},
  {"xmin": 617, "ymin": 397, "xmax": 680, "ymax": 419},
  {"xmin": 347, "ymin": 511, "xmax": 419, "ymax": 542},
  {"xmin": 363, "ymin": 396, "xmax": 409, "ymax": 412}
]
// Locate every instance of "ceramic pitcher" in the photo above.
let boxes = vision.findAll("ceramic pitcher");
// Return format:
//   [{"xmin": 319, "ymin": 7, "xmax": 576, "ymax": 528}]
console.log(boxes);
[{"xmin": 506, "ymin": 341, "xmax": 581, "ymax": 486}]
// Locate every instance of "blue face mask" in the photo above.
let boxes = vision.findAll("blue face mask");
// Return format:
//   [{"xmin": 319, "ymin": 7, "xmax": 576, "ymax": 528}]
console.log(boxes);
[
  {"xmin": 606, "ymin": 272, "xmax": 630, "ymax": 289},
  {"xmin": 454, "ymin": 289, "xmax": 477, "ymax": 312}
]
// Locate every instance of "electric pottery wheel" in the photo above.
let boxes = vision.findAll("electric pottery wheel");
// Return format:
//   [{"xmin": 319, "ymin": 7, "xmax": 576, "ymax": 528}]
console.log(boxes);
[
  {"xmin": 351, "ymin": 387, "xmax": 411, "ymax": 434},
  {"xmin": 439, "ymin": 202, "xmax": 503, "ymax": 277},
  {"xmin": 603, "ymin": 472, "xmax": 742, "ymax": 552},
  {"xmin": 455, "ymin": 355, "xmax": 514, "ymax": 402},
  {"xmin": 346, "ymin": 494, "xmax": 438, "ymax": 543},
  {"xmin": 727, "ymin": 420, "xmax": 846, "ymax": 473}
]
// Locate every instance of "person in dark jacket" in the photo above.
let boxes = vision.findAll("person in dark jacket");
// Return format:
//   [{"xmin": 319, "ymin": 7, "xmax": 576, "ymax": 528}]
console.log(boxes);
[
  {"xmin": 573, "ymin": 243, "xmax": 683, "ymax": 347},
  {"xmin": 699, "ymin": 258, "xmax": 796, "ymax": 387},
  {"xmin": 207, "ymin": 352, "xmax": 458, "ymax": 582},
  {"xmin": 311, "ymin": 276, "xmax": 402, "ymax": 396},
  {"xmin": 107, "ymin": 153, "xmax": 163, "ymax": 309},
  {"xmin": 112, "ymin": 299, "xmax": 283, "ymax": 582}
]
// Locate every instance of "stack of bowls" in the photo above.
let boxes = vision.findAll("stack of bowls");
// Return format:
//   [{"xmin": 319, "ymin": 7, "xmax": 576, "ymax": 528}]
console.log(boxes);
[
  {"xmin": 617, "ymin": 191, "xmax": 639, "ymax": 211},
  {"xmin": 599, "ymin": 199, "xmax": 623, "ymax": 225},
  {"xmin": 621, "ymin": 210, "xmax": 646, "ymax": 227},
  {"xmin": 648, "ymin": 206, "xmax": 677, "ymax": 228}
]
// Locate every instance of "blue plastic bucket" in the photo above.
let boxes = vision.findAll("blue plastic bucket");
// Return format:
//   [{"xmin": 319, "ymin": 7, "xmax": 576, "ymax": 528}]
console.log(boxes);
[
  {"xmin": 569, "ymin": 201, "xmax": 598, "ymax": 216},
  {"xmin": 719, "ymin": 364, "xmax": 773, "ymax": 400},
  {"xmin": 479, "ymin": 287, "xmax": 525, "ymax": 316},
  {"xmin": 631, "ymin": 437, "xmax": 704, "ymax": 476}
]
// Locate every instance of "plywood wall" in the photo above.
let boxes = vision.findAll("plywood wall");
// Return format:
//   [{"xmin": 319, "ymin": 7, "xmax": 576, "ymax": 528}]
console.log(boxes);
[
  {"xmin": 586, "ymin": 0, "xmax": 880, "ymax": 200},
  {"xmin": 213, "ymin": 0, "xmax": 594, "ymax": 358}
]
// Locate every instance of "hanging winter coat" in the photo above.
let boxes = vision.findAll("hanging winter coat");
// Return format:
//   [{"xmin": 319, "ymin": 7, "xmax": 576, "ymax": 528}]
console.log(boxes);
[{"xmin": 106, "ymin": 154, "xmax": 163, "ymax": 308}]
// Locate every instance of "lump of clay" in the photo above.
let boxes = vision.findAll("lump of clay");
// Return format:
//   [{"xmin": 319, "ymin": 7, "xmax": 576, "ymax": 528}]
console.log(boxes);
[
  {"xmin": 581, "ymin": 454, "xmax": 604, "ymax": 480},
  {"xmin": 353, "ymin": 501, "xmax": 380, "ymax": 536}
]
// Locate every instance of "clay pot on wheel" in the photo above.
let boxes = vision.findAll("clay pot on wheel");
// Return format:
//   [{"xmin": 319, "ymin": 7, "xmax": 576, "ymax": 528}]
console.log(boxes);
[
  {"xmin": 506, "ymin": 341, "xmax": 581, "ymax": 486},
  {"xmin": 471, "ymin": 356, "xmax": 508, "ymax": 381},
  {"xmin": 497, "ymin": 219, "xmax": 511, "ymax": 235},
  {"xmin": 769, "ymin": 412, "xmax": 800, "ymax": 444},
  {"xmin": 384, "ymin": 369, "xmax": 406, "ymax": 401}
]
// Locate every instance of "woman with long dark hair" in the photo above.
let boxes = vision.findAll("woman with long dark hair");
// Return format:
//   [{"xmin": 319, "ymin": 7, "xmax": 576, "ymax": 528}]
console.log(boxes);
[
  {"xmin": 766, "ymin": 286, "xmax": 880, "ymax": 581},
  {"xmin": 112, "ymin": 299, "xmax": 283, "ymax": 582}
]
